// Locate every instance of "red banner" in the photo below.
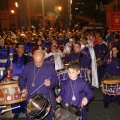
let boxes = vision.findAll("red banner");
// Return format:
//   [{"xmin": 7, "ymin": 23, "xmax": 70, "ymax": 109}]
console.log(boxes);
[{"xmin": 110, "ymin": 12, "xmax": 120, "ymax": 30}]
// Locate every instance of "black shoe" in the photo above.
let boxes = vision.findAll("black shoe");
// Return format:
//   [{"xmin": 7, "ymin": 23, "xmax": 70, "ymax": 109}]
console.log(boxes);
[
  {"xmin": 12, "ymin": 114, "xmax": 19, "ymax": 119},
  {"xmin": 104, "ymin": 103, "xmax": 109, "ymax": 108}
]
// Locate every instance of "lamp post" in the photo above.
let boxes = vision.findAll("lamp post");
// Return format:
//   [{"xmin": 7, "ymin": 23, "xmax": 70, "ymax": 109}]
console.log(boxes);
[
  {"xmin": 42, "ymin": 0, "xmax": 45, "ymax": 33},
  {"xmin": 11, "ymin": 10, "xmax": 15, "ymax": 27},
  {"xmin": 15, "ymin": 1, "xmax": 19, "ymax": 27},
  {"xmin": 68, "ymin": 0, "xmax": 72, "ymax": 28}
]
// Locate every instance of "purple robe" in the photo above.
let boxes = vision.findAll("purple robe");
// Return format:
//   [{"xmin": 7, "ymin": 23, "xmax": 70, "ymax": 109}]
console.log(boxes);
[
  {"xmin": 9, "ymin": 46, "xmax": 16, "ymax": 54},
  {"xmin": 59, "ymin": 77, "xmax": 94, "ymax": 120},
  {"xmin": 65, "ymin": 52, "xmax": 80, "ymax": 62},
  {"xmin": 24, "ymin": 42, "xmax": 34, "ymax": 53},
  {"xmin": 79, "ymin": 47, "xmax": 92, "ymax": 86},
  {"xmin": 111, "ymin": 40, "xmax": 120, "ymax": 50},
  {"xmin": 94, "ymin": 43, "xmax": 108, "ymax": 59},
  {"xmin": 18, "ymin": 61, "xmax": 59, "ymax": 120},
  {"xmin": 57, "ymin": 39, "xmax": 64, "ymax": 46},
  {"xmin": 79, "ymin": 47, "xmax": 91, "ymax": 69},
  {"xmin": 103, "ymin": 54, "xmax": 120, "ymax": 104},
  {"xmin": 104, "ymin": 54, "xmax": 120, "ymax": 77},
  {"xmin": 0, "ymin": 46, "xmax": 9, "ymax": 68},
  {"xmin": 11, "ymin": 54, "xmax": 30, "ymax": 76},
  {"xmin": 11, "ymin": 54, "xmax": 30, "ymax": 115}
]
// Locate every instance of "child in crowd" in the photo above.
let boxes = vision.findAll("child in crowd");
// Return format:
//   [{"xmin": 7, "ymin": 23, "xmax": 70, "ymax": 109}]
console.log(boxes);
[
  {"xmin": 56, "ymin": 62, "xmax": 94, "ymax": 120},
  {"xmin": 45, "ymin": 44, "xmax": 64, "ymax": 71}
]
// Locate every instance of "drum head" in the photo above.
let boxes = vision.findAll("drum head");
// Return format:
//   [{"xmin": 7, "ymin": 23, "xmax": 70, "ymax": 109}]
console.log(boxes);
[
  {"xmin": 103, "ymin": 77, "xmax": 120, "ymax": 84},
  {"xmin": 27, "ymin": 94, "xmax": 51, "ymax": 119}
]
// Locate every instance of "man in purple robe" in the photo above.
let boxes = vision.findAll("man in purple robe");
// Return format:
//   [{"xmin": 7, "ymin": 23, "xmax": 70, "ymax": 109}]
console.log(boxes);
[
  {"xmin": 103, "ymin": 46, "xmax": 120, "ymax": 108},
  {"xmin": 9, "ymin": 42, "xmax": 31, "ymax": 119},
  {"xmin": 56, "ymin": 62, "xmax": 94, "ymax": 120},
  {"xmin": 18, "ymin": 50, "xmax": 59, "ymax": 120},
  {"xmin": 94, "ymin": 36, "xmax": 108, "ymax": 84}
]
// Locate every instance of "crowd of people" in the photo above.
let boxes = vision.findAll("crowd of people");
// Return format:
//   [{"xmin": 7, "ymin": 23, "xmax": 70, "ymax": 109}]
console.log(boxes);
[{"xmin": 0, "ymin": 26, "xmax": 120, "ymax": 120}]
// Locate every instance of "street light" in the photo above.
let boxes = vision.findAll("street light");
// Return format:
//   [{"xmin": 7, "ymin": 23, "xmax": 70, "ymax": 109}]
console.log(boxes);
[
  {"xmin": 69, "ymin": 0, "xmax": 72, "ymax": 27},
  {"xmin": 11, "ymin": 10, "xmax": 15, "ymax": 14},
  {"xmin": 11, "ymin": 10, "xmax": 15, "ymax": 27},
  {"xmin": 42, "ymin": 0, "xmax": 45, "ymax": 33},
  {"xmin": 15, "ymin": 2, "xmax": 18, "ymax": 8}
]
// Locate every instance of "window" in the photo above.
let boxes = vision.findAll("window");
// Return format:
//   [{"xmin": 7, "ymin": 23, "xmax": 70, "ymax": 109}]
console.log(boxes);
[{"xmin": 0, "ymin": 0, "xmax": 8, "ymax": 10}]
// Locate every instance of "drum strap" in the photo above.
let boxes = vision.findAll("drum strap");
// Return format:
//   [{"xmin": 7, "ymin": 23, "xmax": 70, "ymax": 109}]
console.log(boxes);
[{"xmin": 103, "ymin": 72, "xmax": 111, "ymax": 80}]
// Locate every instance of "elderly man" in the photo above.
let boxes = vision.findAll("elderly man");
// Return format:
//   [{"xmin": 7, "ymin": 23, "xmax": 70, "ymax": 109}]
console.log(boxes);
[{"xmin": 18, "ymin": 50, "xmax": 59, "ymax": 120}]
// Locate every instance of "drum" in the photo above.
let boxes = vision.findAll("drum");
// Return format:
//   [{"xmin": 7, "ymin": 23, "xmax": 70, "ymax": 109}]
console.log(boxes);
[
  {"xmin": 102, "ymin": 77, "xmax": 120, "ymax": 96},
  {"xmin": 79, "ymin": 67, "xmax": 91, "ymax": 83},
  {"xmin": 57, "ymin": 69, "xmax": 68, "ymax": 82},
  {"xmin": 27, "ymin": 94, "xmax": 51, "ymax": 119},
  {"xmin": 54, "ymin": 104, "xmax": 81, "ymax": 120},
  {"xmin": 96, "ymin": 57, "xmax": 104, "ymax": 67},
  {"xmin": 0, "ymin": 81, "xmax": 26, "ymax": 105},
  {"xmin": 57, "ymin": 67, "xmax": 91, "ymax": 83}
]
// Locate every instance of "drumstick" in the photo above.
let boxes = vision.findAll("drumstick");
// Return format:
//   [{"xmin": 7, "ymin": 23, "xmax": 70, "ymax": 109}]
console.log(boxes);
[
  {"xmin": 31, "ymin": 77, "xmax": 51, "ymax": 96},
  {"xmin": 80, "ymin": 107, "xmax": 83, "ymax": 111},
  {"xmin": 110, "ymin": 51, "xmax": 112, "ymax": 62},
  {"xmin": 9, "ymin": 53, "xmax": 13, "ymax": 66},
  {"xmin": 1, "ymin": 105, "xmax": 20, "ymax": 113},
  {"xmin": 0, "ymin": 105, "xmax": 6, "ymax": 108}
]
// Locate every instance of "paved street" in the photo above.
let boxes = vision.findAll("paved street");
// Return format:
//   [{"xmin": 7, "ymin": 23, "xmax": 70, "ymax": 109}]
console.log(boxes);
[{"xmin": 0, "ymin": 88, "xmax": 120, "ymax": 120}]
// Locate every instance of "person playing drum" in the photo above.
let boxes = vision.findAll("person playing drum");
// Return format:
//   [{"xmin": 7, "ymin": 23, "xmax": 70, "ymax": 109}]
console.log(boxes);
[
  {"xmin": 18, "ymin": 50, "xmax": 59, "ymax": 120},
  {"xmin": 56, "ymin": 62, "xmax": 94, "ymax": 120},
  {"xmin": 94, "ymin": 36, "xmax": 108, "ymax": 85},
  {"xmin": 9, "ymin": 42, "xmax": 31, "ymax": 119},
  {"xmin": 103, "ymin": 46, "xmax": 120, "ymax": 108}
]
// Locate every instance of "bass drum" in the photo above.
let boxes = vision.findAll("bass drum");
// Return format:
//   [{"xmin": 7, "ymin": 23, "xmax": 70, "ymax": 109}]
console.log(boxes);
[{"xmin": 27, "ymin": 94, "xmax": 51, "ymax": 119}]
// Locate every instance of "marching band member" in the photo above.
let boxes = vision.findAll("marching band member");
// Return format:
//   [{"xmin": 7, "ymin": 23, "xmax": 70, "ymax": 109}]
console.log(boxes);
[
  {"xmin": 79, "ymin": 37, "xmax": 99, "ymax": 88},
  {"xmin": 0, "ymin": 38, "xmax": 9, "ymax": 69},
  {"xmin": 103, "ymin": 46, "xmax": 120, "ymax": 108},
  {"xmin": 56, "ymin": 62, "xmax": 94, "ymax": 120},
  {"xmin": 94, "ymin": 36, "xmax": 108, "ymax": 84},
  {"xmin": 18, "ymin": 50, "xmax": 59, "ymax": 120},
  {"xmin": 9, "ymin": 42, "xmax": 31, "ymax": 119}
]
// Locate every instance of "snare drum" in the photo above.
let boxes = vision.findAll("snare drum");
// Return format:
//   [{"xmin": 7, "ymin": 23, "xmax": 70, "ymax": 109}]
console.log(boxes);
[
  {"xmin": 57, "ymin": 68, "xmax": 91, "ymax": 83},
  {"xmin": 55, "ymin": 104, "xmax": 81, "ymax": 120},
  {"xmin": 0, "ymin": 81, "xmax": 26, "ymax": 105},
  {"xmin": 79, "ymin": 67, "xmax": 91, "ymax": 83},
  {"xmin": 57, "ymin": 69, "xmax": 68, "ymax": 82},
  {"xmin": 27, "ymin": 94, "xmax": 51, "ymax": 119},
  {"xmin": 102, "ymin": 77, "xmax": 120, "ymax": 96}
]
